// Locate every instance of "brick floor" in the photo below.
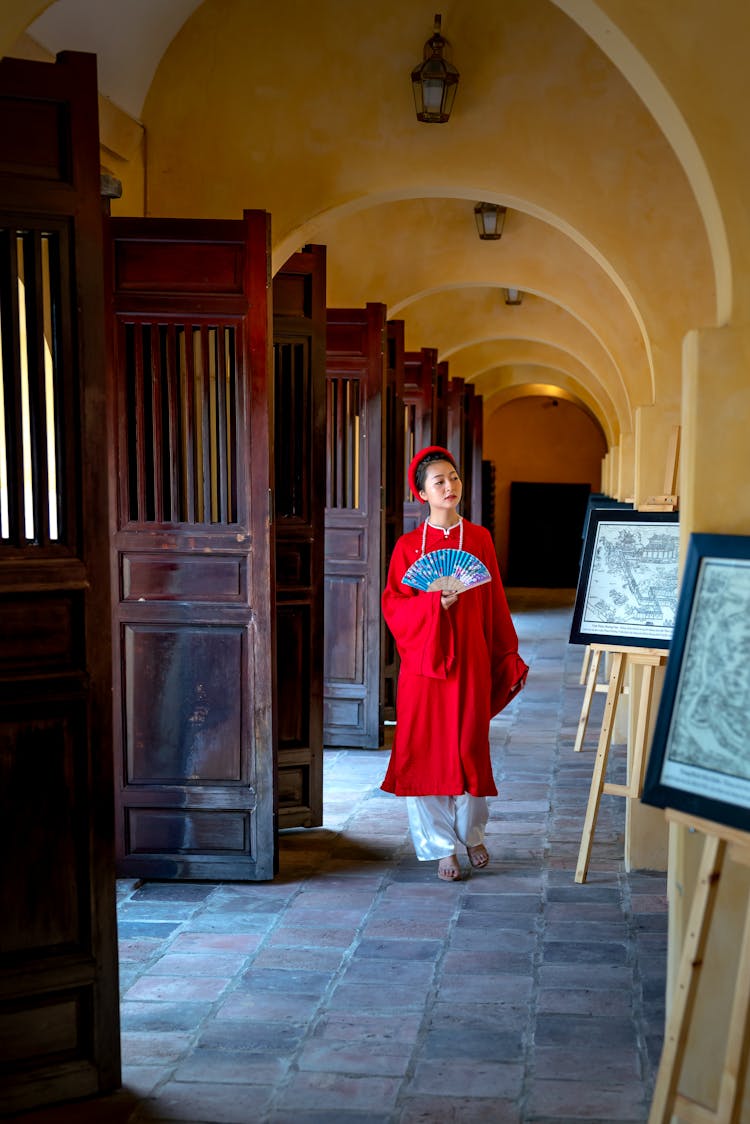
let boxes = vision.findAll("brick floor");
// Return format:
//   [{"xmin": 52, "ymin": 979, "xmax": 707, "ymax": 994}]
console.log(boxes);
[{"xmin": 12, "ymin": 590, "xmax": 667, "ymax": 1123}]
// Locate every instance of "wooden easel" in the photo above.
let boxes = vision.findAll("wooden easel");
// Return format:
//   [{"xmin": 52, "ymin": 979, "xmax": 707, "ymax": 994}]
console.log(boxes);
[
  {"xmin": 649, "ymin": 810, "xmax": 750, "ymax": 1123},
  {"xmin": 575, "ymin": 644, "xmax": 667, "ymax": 883},
  {"xmin": 574, "ymin": 643, "xmax": 628, "ymax": 753}
]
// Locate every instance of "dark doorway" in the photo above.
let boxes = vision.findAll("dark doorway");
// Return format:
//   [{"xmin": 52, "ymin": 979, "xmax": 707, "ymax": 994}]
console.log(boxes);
[{"xmin": 507, "ymin": 481, "xmax": 591, "ymax": 587}]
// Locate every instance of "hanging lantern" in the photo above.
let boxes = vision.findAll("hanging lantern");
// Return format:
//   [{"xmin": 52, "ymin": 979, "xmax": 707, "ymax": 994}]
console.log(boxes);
[
  {"xmin": 474, "ymin": 202, "xmax": 507, "ymax": 241},
  {"xmin": 411, "ymin": 14, "xmax": 459, "ymax": 124}
]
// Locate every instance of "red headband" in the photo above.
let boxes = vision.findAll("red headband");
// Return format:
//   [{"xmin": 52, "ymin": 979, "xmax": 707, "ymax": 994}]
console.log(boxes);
[{"xmin": 407, "ymin": 445, "xmax": 456, "ymax": 503}]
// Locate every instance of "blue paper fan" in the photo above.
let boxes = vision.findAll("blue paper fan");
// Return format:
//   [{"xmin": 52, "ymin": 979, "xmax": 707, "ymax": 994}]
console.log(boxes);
[{"xmin": 401, "ymin": 549, "xmax": 492, "ymax": 594}]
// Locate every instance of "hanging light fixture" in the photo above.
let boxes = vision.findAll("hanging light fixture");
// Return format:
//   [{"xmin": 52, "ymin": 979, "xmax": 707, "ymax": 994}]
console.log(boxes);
[
  {"xmin": 411, "ymin": 14, "xmax": 459, "ymax": 124},
  {"xmin": 504, "ymin": 287, "xmax": 523, "ymax": 305},
  {"xmin": 474, "ymin": 202, "xmax": 506, "ymax": 240}
]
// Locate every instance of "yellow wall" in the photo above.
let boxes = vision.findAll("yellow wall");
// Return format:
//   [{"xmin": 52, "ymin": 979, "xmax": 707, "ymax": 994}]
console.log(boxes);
[{"xmin": 484, "ymin": 396, "xmax": 606, "ymax": 574}]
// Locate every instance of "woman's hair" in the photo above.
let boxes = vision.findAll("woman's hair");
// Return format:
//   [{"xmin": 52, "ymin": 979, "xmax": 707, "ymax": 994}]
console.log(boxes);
[{"xmin": 414, "ymin": 450, "xmax": 458, "ymax": 494}]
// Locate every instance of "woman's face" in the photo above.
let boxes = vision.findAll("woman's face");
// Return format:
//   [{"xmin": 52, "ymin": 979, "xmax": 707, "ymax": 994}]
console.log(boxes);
[{"xmin": 419, "ymin": 460, "xmax": 462, "ymax": 514}]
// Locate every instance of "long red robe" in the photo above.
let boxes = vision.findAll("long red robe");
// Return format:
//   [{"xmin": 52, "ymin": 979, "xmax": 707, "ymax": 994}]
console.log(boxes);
[{"xmin": 381, "ymin": 519, "xmax": 528, "ymax": 797}]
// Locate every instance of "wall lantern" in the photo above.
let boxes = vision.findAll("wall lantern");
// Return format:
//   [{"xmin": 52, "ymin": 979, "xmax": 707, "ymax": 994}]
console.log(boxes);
[
  {"xmin": 411, "ymin": 14, "xmax": 459, "ymax": 123},
  {"xmin": 474, "ymin": 202, "xmax": 506, "ymax": 240},
  {"xmin": 504, "ymin": 287, "xmax": 523, "ymax": 305}
]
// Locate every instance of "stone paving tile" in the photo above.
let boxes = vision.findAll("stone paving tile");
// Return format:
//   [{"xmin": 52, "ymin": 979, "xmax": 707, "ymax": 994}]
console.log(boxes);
[
  {"xmin": 169, "ymin": 932, "xmax": 264, "ymax": 954},
  {"xmin": 195, "ymin": 1020, "xmax": 307, "ymax": 1052},
  {"xmin": 141, "ymin": 951, "xmax": 249, "ymax": 976},
  {"xmin": 119, "ymin": 999, "xmax": 214, "ymax": 1032},
  {"xmin": 120, "ymin": 1064, "xmax": 169, "ymax": 1098},
  {"xmin": 170, "ymin": 1049, "xmax": 289, "ymax": 1085},
  {"xmin": 434, "ymin": 970, "xmax": 534, "ymax": 1006},
  {"xmin": 312, "ymin": 1010, "xmax": 424, "ymax": 1044},
  {"xmin": 535, "ymin": 1013, "xmax": 637, "ymax": 1050},
  {"xmin": 295, "ymin": 1039, "xmax": 411, "ymax": 1076},
  {"xmin": 272, "ymin": 1071, "xmax": 401, "ymax": 1113},
  {"xmin": 541, "ymin": 940, "xmax": 629, "ymax": 966},
  {"xmin": 420, "ymin": 1023, "xmax": 526, "ymax": 1062},
  {"xmin": 117, "ymin": 901, "xmax": 204, "ymax": 921},
  {"xmin": 123, "ymin": 974, "xmax": 231, "ymax": 1003},
  {"xmin": 263, "ymin": 923, "xmax": 359, "ymax": 949},
  {"xmin": 526, "ymin": 1079, "xmax": 647, "ymax": 1121},
  {"xmin": 538, "ymin": 962, "xmax": 633, "ymax": 990},
  {"xmin": 361, "ymin": 916, "xmax": 455, "ymax": 939},
  {"xmin": 131, "ymin": 882, "xmax": 216, "ymax": 902},
  {"xmin": 214, "ymin": 991, "xmax": 321, "ymax": 1022},
  {"xmin": 398, "ymin": 1095, "xmax": 523, "ymax": 1123},
  {"xmin": 120, "ymin": 1030, "xmax": 194, "ymax": 1065},
  {"xmin": 339, "ymin": 956, "xmax": 436, "ymax": 987},
  {"xmin": 250, "ymin": 946, "xmax": 347, "ymax": 972},
  {"xmin": 409, "ymin": 1059, "xmax": 524, "ymax": 1098},
  {"xmin": 131, "ymin": 1081, "xmax": 276, "ymax": 1122},
  {"xmin": 537, "ymin": 986, "xmax": 633, "ymax": 1016}
]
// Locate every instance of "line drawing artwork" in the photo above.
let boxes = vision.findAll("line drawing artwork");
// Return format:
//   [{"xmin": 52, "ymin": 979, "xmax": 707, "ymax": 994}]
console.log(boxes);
[
  {"xmin": 580, "ymin": 520, "xmax": 680, "ymax": 641},
  {"xmin": 661, "ymin": 558, "xmax": 750, "ymax": 803}
]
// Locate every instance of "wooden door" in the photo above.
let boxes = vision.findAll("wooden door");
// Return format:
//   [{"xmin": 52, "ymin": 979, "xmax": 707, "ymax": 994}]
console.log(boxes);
[
  {"xmin": 324, "ymin": 304, "xmax": 386, "ymax": 748},
  {"xmin": 273, "ymin": 246, "xmax": 326, "ymax": 827},
  {"xmin": 108, "ymin": 211, "xmax": 276, "ymax": 881},
  {"xmin": 402, "ymin": 347, "xmax": 437, "ymax": 532},
  {"xmin": 446, "ymin": 372, "xmax": 465, "ymax": 470},
  {"xmin": 434, "ymin": 359, "xmax": 449, "ymax": 447},
  {"xmin": 382, "ymin": 320, "xmax": 405, "ymax": 722},
  {"xmin": 466, "ymin": 385, "xmax": 484, "ymax": 523},
  {"xmin": 508, "ymin": 481, "xmax": 592, "ymax": 586},
  {"xmin": 0, "ymin": 52, "xmax": 120, "ymax": 1113}
]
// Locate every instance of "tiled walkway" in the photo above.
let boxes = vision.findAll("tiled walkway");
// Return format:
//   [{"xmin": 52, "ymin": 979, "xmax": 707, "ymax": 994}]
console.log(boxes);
[{"xmin": 19, "ymin": 589, "xmax": 668, "ymax": 1123}]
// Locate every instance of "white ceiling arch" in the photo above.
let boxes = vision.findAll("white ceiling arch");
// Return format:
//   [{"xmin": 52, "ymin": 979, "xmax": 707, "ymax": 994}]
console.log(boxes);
[{"xmin": 27, "ymin": 0, "xmax": 202, "ymax": 118}]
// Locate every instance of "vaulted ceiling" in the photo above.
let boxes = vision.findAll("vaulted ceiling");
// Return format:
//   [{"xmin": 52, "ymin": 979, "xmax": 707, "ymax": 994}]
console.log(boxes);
[{"xmin": 6, "ymin": 0, "xmax": 724, "ymax": 448}]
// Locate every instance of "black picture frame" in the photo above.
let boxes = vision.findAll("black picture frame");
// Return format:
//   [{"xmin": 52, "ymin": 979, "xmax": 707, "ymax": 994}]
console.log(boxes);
[
  {"xmin": 580, "ymin": 494, "xmax": 633, "ymax": 547},
  {"xmin": 641, "ymin": 533, "xmax": 750, "ymax": 833},
  {"xmin": 569, "ymin": 508, "xmax": 680, "ymax": 648}
]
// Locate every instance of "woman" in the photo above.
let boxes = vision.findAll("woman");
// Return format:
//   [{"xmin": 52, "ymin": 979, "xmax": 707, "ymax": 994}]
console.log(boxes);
[{"xmin": 382, "ymin": 445, "xmax": 528, "ymax": 881}]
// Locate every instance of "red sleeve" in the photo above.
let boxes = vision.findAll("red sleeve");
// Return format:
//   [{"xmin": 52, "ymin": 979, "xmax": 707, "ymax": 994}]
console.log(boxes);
[
  {"xmin": 477, "ymin": 527, "xmax": 529, "ymax": 716},
  {"xmin": 382, "ymin": 535, "xmax": 456, "ymax": 680}
]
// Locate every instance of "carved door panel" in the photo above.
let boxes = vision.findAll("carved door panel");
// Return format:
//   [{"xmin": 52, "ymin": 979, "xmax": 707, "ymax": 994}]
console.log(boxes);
[
  {"xmin": 273, "ymin": 246, "xmax": 326, "ymax": 827},
  {"xmin": 381, "ymin": 320, "xmax": 405, "ymax": 721},
  {"xmin": 402, "ymin": 347, "xmax": 437, "ymax": 533},
  {"xmin": 0, "ymin": 52, "xmax": 120, "ymax": 1113},
  {"xmin": 324, "ymin": 304, "xmax": 386, "ymax": 748},
  {"xmin": 108, "ymin": 211, "xmax": 276, "ymax": 881}
]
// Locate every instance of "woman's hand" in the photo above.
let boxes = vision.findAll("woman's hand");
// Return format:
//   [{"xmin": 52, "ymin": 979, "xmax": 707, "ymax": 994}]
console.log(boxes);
[{"xmin": 441, "ymin": 591, "xmax": 458, "ymax": 610}]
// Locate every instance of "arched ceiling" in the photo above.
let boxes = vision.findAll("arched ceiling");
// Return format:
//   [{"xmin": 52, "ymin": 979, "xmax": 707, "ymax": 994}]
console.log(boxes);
[{"xmin": 7, "ymin": 0, "xmax": 722, "ymax": 449}]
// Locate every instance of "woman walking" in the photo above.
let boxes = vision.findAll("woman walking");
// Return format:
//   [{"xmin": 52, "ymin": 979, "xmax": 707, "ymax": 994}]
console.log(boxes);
[{"xmin": 381, "ymin": 446, "xmax": 528, "ymax": 880}]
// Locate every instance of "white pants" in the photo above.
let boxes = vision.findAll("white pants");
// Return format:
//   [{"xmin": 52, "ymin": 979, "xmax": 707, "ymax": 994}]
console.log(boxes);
[{"xmin": 405, "ymin": 794, "xmax": 489, "ymax": 861}]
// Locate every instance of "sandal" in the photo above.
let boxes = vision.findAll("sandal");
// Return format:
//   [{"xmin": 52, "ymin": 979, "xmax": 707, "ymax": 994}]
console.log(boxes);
[
  {"xmin": 467, "ymin": 843, "xmax": 489, "ymax": 869},
  {"xmin": 437, "ymin": 855, "xmax": 462, "ymax": 881}
]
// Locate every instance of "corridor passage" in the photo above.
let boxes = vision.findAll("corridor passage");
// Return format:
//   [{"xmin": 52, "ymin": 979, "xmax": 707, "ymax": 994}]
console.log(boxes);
[{"xmin": 27, "ymin": 590, "xmax": 668, "ymax": 1124}]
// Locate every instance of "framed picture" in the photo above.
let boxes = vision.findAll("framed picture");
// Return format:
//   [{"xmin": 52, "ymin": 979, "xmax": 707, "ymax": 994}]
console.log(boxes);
[
  {"xmin": 641, "ymin": 533, "xmax": 750, "ymax": 832},
  {"xmin": 580, "ymin": 494, "xmax": 633, "ymax": 547},
  {"xmin": 570, "ymin": 508, "xmax": 680, "ymax": 648}
]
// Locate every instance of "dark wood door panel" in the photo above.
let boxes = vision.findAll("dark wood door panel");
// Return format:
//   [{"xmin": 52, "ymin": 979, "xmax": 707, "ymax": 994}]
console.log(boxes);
[
  {"xmin": 382, "ymin": 321, "xmax": 405, "ymax": 721},
  {"xmin": 273, "ymin": 245, "xmax": 326, "ymax": 828},
  {"xmin": 0, "ymin": 51, "xmax": 120, "ymax": 1114},
  {"xmin": 324, "ymin": 305, "xmax": 386, "ymax": 748},
  {"xmin": 109, "ymin": 210, "xmax": 275, "ymax": 882},
  {"xmin": 402, "ymin": 347, "xmax": 438, "ymax": 533}
]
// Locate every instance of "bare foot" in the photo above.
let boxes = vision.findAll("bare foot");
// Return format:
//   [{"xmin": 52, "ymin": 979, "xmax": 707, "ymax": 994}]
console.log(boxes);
[
  {"xmin": 437, "ymin": 855, "xmax": 462, "ymax": 881},
  {"xmin": 467, "ymin": 843, "xmax": 489, "ymax": 869}
]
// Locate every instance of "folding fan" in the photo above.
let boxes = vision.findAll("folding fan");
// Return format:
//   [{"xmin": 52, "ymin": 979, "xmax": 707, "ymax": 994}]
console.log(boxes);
[{"xmin": 401, "ymin": 548, "xmax": 492, "ymax": 594}]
